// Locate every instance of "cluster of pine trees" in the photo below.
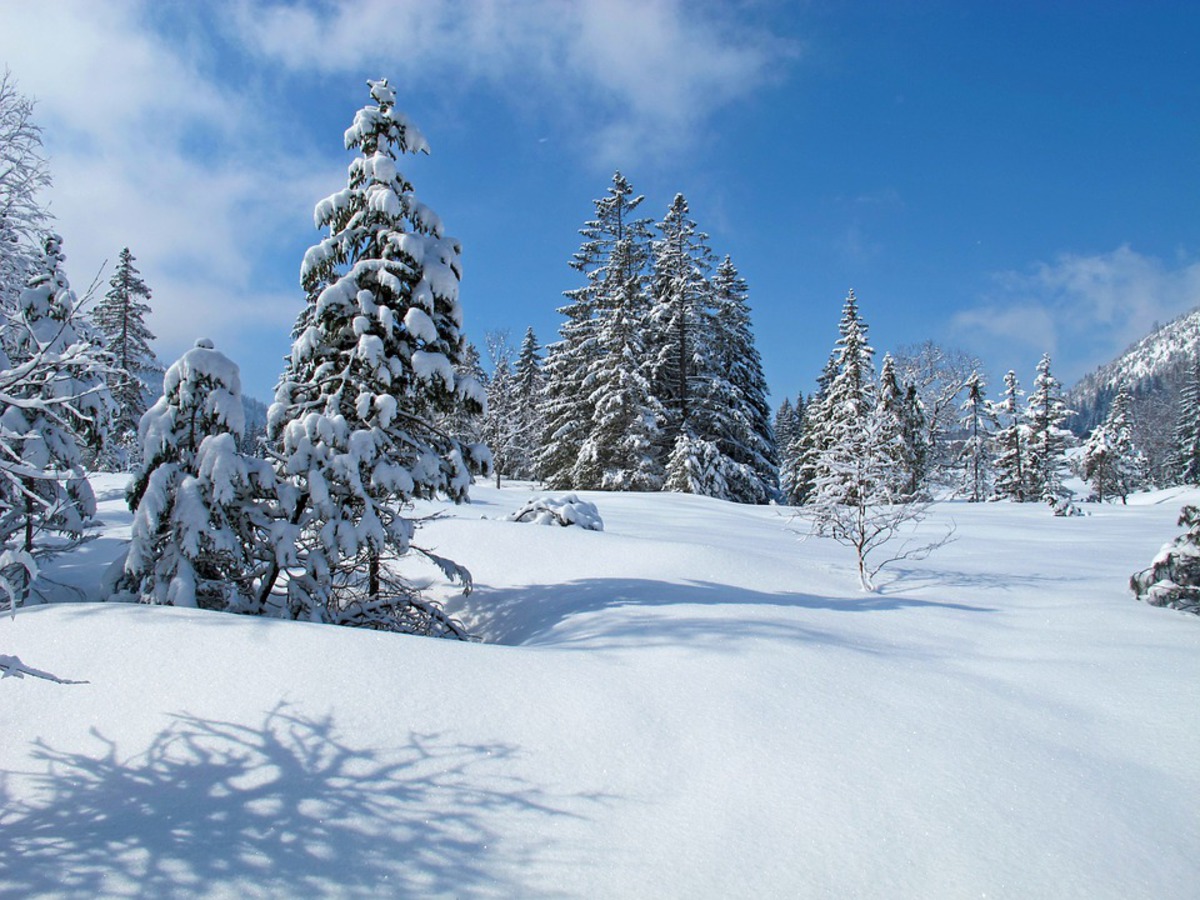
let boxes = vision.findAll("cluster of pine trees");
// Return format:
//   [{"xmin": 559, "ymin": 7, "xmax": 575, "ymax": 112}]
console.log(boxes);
[
  {"xmin": 514, "ymin": 174, "xmax": 777, "ymax": 504},
  {"xmin": 1, "ymin": 77, "xmax": 488, "ymax": 635}
]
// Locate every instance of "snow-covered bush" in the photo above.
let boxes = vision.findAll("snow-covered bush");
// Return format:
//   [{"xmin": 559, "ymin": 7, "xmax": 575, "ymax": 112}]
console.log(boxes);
[
  {"xmin": 507, "ymin": 494, "xmax": 604, "ymax": 531},
  {"xmin": 1130, "ymin": 505, "xmax": 1200, "ymax": 615},
  {"xmin": 119, "ymin": 339, "xmax": 275, "ymax": 612}
]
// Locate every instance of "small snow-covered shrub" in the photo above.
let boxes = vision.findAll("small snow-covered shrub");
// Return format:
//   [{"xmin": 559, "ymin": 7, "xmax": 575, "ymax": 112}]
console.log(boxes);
[
  {"xmin": 1130, "ymin": 506, "xmax": 1200, "ymax": 615},
  {"xmin": 506, "ymin": 495, "xmax": 603, "ymax": 531},
  {"xmin": 1048, "ymin": 495, "xmax": 1086, "ymax": 517}
]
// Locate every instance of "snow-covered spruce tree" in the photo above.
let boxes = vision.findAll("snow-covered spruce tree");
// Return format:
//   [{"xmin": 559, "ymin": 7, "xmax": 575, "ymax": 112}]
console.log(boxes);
[
  {"xmin": 786, "ymin": 352, "xmax": 839, "ymax": 506},
  {"xmin": 697, "ymin": 255, "xmax": 777, "ymax": 503},
  {"xmin": 901, "ymin": 384, "xmax": 932, "ymax": 498},
  {"xmin": 1173, "ymin": 355, "xmax": 1200, "ymax": 485},
  {"xmin": 1130, "ymin": 505, "xmax": 1200, "ymax": 615},
  {"xmin": 509, "ymin": 326, "xmax": 544, "ymax": 480},
  {"xmin": 268, "ymin": 78, "xmax": 486, "ymax": 636},
  {"xmin": 989, "ymin": 370, "xmax": 1029, "ymax": 501},
  {"xmin": 0, "ymin": 234, "xmax": 114, "ymax": 608},
  {"xmin": 91, "ymin": 247, "xmax": 161, "ymax": 469},
  {"xmin": 1082, "ymin": 386, "xmax": 1145, "ymax": 503},
  {"xmin": 539, "ymin": 172, "xmax": 651, "ymax": 489},
  {"xmin": 120, "ymin": 340, "xmax": 275, "ymax": 611},
  {"xmin": 957, "ymin": 370, "xmax": 995, "ymax": 502},
  {"xmin": 483, "ymin": 331, "xmax": 519, "ymax": 487},
  {"xmin": 1025, "ymin": 353, "xmax": 1073, "ymax": 502},
  {"xmin": 875, "ymin": 353, "xmax": 912, "ymax": 499},
  {"xmin": 775, "ymin": 397, "xmax": 798, "ymax": 456},
  {"xmin": 649, "ymin": 193, "xmax": 713, "ymax": 454},
  {"xmin": 811, "ymin": 290, "xmax": 877, "ymax": 506},
  {"xmin": 577, "ymin": 236, "xmax": 664, "ymax": 491}
]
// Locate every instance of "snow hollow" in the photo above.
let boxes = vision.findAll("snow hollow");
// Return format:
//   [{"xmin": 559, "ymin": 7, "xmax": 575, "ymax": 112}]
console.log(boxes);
[{"xmin": 3, "ymin": 474, "xmax": 1199, "ymax": 897}]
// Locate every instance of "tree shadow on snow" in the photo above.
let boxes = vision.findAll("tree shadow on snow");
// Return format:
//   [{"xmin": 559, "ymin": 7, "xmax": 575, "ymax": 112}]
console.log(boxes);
[
  {"xmin": 0, "ymin": 704, "xmax": 597, "ymax": 897},
  {"xmin": 463, "ymin": 578, "xmax": 994, "ymax": 649}
]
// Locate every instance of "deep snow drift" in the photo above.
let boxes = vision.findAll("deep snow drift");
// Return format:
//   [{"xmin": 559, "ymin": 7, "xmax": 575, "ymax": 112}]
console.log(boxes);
[{"xmin": 2, "ymin": 475, "xmax": 1199, "ymax": 897}]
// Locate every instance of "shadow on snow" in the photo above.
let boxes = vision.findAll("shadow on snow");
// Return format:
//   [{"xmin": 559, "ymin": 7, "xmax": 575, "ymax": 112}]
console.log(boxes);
[
  {"xmin": 0, "ymin": 704, "xmax": 599, "ymax": 897},
  {"xmin": 462, "ymin": 578, "xmax": 995, "ymax": 648}
]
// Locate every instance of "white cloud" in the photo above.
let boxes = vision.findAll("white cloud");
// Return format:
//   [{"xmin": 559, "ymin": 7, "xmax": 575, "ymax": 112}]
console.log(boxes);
[
  {"xmin": 951, "ymin": 246, "xmax": 1200, "ymax": 383},
  {"xmin": 230, "ymin": 0, "xmax": 794, "ymax": 165},
  {"xmin": 0, "ymin": 0, "xmax": 332, "ymax": 396}
]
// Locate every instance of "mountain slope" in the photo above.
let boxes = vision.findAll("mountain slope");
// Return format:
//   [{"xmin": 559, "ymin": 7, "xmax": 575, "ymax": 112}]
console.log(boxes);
[{"xmin": 1068, "ymin": 306, "xmax": 1200, "ymax": 435}]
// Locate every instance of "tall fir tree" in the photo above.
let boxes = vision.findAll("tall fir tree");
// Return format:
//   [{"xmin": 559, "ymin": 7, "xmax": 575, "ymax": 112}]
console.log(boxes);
[
  {"xmin": 788, "ymin": 352, "xmax": 839, "ymax": 505},
  {"xmin": 577, "ymin": 237, "xmax": 665, "ymax": 491},
  {"xmin": 957, "ymin": 370, "xmax": 994, "ymax": 502},
  {"xmin": 1025, "ymin": 353, "xmax": 1072, "ymax": 501},
  {"xmin": 990, "ymin": 370, "xmax": 1029, "ymax": 501},
  {"xmin": 510, "ymin": 326, "xmax": 544, "ymax": 479},
  {"xmin": 1082, "ymin": 386, "xmax": 1146, "ymax": 503},
  {"xmin": 699, "ymin": 255, "xmax": 778, "ymax": 503},
  {"xmin": 539, "ymin": 172, "xmax": 651, "ymax": 489},
  {"xmin": 483, "ymin": 335, "xmax": 518, "ymax": 487},
  {"xmin": 268, "ymin": 78, "xmax": 486, "ymax": 635},
  {"xmin": 649, "ymin": 193, "xmax": 713, "ymax": 452},
  {"xmin": 91, "ymin": 247, "xmax": 161, "ymax": 466},
  {"xmin": 811, "ymin": 290, "xmax": 877, "ymax": 511}
]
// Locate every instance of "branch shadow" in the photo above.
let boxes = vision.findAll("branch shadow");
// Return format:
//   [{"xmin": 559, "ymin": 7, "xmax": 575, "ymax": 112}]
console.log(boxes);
[
  {"xmin": 461, "ymin": 578, "xmax": 995, "ymax": 649},
  {"xmin": 0, "ymin": 704, "xmax": 595, "ymax": 897}
]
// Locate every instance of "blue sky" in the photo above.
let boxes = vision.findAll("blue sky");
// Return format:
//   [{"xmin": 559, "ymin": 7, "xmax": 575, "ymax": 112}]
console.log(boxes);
[{"xmin": 2, "ymin": 0, "xmax": 1198, "ymax": 405}]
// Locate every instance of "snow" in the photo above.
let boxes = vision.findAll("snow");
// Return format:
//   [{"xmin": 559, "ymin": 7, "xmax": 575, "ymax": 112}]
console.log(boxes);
[{"xmin": 2, "ymin": 475, "xmax": 1200, "ymax": 896}]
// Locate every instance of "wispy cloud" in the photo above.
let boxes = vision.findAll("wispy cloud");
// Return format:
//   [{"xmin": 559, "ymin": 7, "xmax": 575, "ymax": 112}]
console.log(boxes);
[
  {"xmin": 229, "ymin": 0, "xmax": 796, "ymax": 166},
  {"xmin": 0, "ymin": 1, "xmax": 335, "ymax": 394},
  {"xmin": 951, "ymin": 246, "xmax": 1200, "ymax": 383}
]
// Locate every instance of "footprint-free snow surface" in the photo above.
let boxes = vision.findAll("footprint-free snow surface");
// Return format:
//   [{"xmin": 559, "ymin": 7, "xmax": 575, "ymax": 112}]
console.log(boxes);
[{"xmin": 2, "ymin": 475, "xmax": 1198, "ymax": 897}]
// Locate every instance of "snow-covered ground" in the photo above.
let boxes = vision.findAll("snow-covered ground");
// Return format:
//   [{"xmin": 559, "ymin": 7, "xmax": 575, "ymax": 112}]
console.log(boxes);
[{"xmin": 3, "ymin": 475, "xmax": 1199, "ymax": 897}]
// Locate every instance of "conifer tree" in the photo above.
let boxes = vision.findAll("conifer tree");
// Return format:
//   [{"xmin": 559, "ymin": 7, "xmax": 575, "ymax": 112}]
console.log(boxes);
[
  {"xmin": 539, "ymin": 172, "xmax": 651, "ymax": 489},
  {"xmin": 268, "ymin": 78, "xmax": 486, "ymax": 635},
  {"xmin": 578, "ymin": 239, "xmax": 665, "ymax": 491},
  {"xmin": 1025, "ymin": 353, "xmax": 1072, "ymax": 501},
  {"xmin": 121, "ymin": 339, "xmax": 274, "ymax": 610},
  {"xmin": 810, "ymin": 290, "xmax": 877, "ymax": 511},
  {"xmin": 483, "ymin": 333, "xmax": 518, "ymax": 487},
  {"xmin": 875, "ymin": 353, "xmax": 909, "ymax": 497},
  {"xmin": 649, "ymin": 193, "xmax": 713, "ymax": 450},
  {"xmin": 775, "ymin": 397, "xmax": 797, "ymax": 454},
  {"xmin": 958, "ymin": 370, "xmax": 994, "ymax": 502},
  {"xmin": 700, "ymin": 255, "xmax": 778, "ymax": 503},
  {"xmin": 1082, "ymin": 386, "xmax": 1145, "ymax": 503},
  {"xmin": 91, "ymin": 247, "xmax": 161, "ymax": 466},
  {"xmin": 990, "ymin": 370, "xmax": 1028, "ymax": 501},
  {"xmin": 510, "ymin": 326, "xmax": 544, "ymax": 479},
  {"xmin": 1174, "ymin": 356, "xmax": 1200, "ymax": 485},
  {"xmin": 788, "ymin": 353, "xmax": 838, "ymax": 505}
]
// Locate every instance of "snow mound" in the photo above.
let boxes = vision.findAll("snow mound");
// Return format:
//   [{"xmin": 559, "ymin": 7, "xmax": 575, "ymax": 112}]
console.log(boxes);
[{"xmin": 505, "ymin": 494, "xmax": 603, "ymax": 531}]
